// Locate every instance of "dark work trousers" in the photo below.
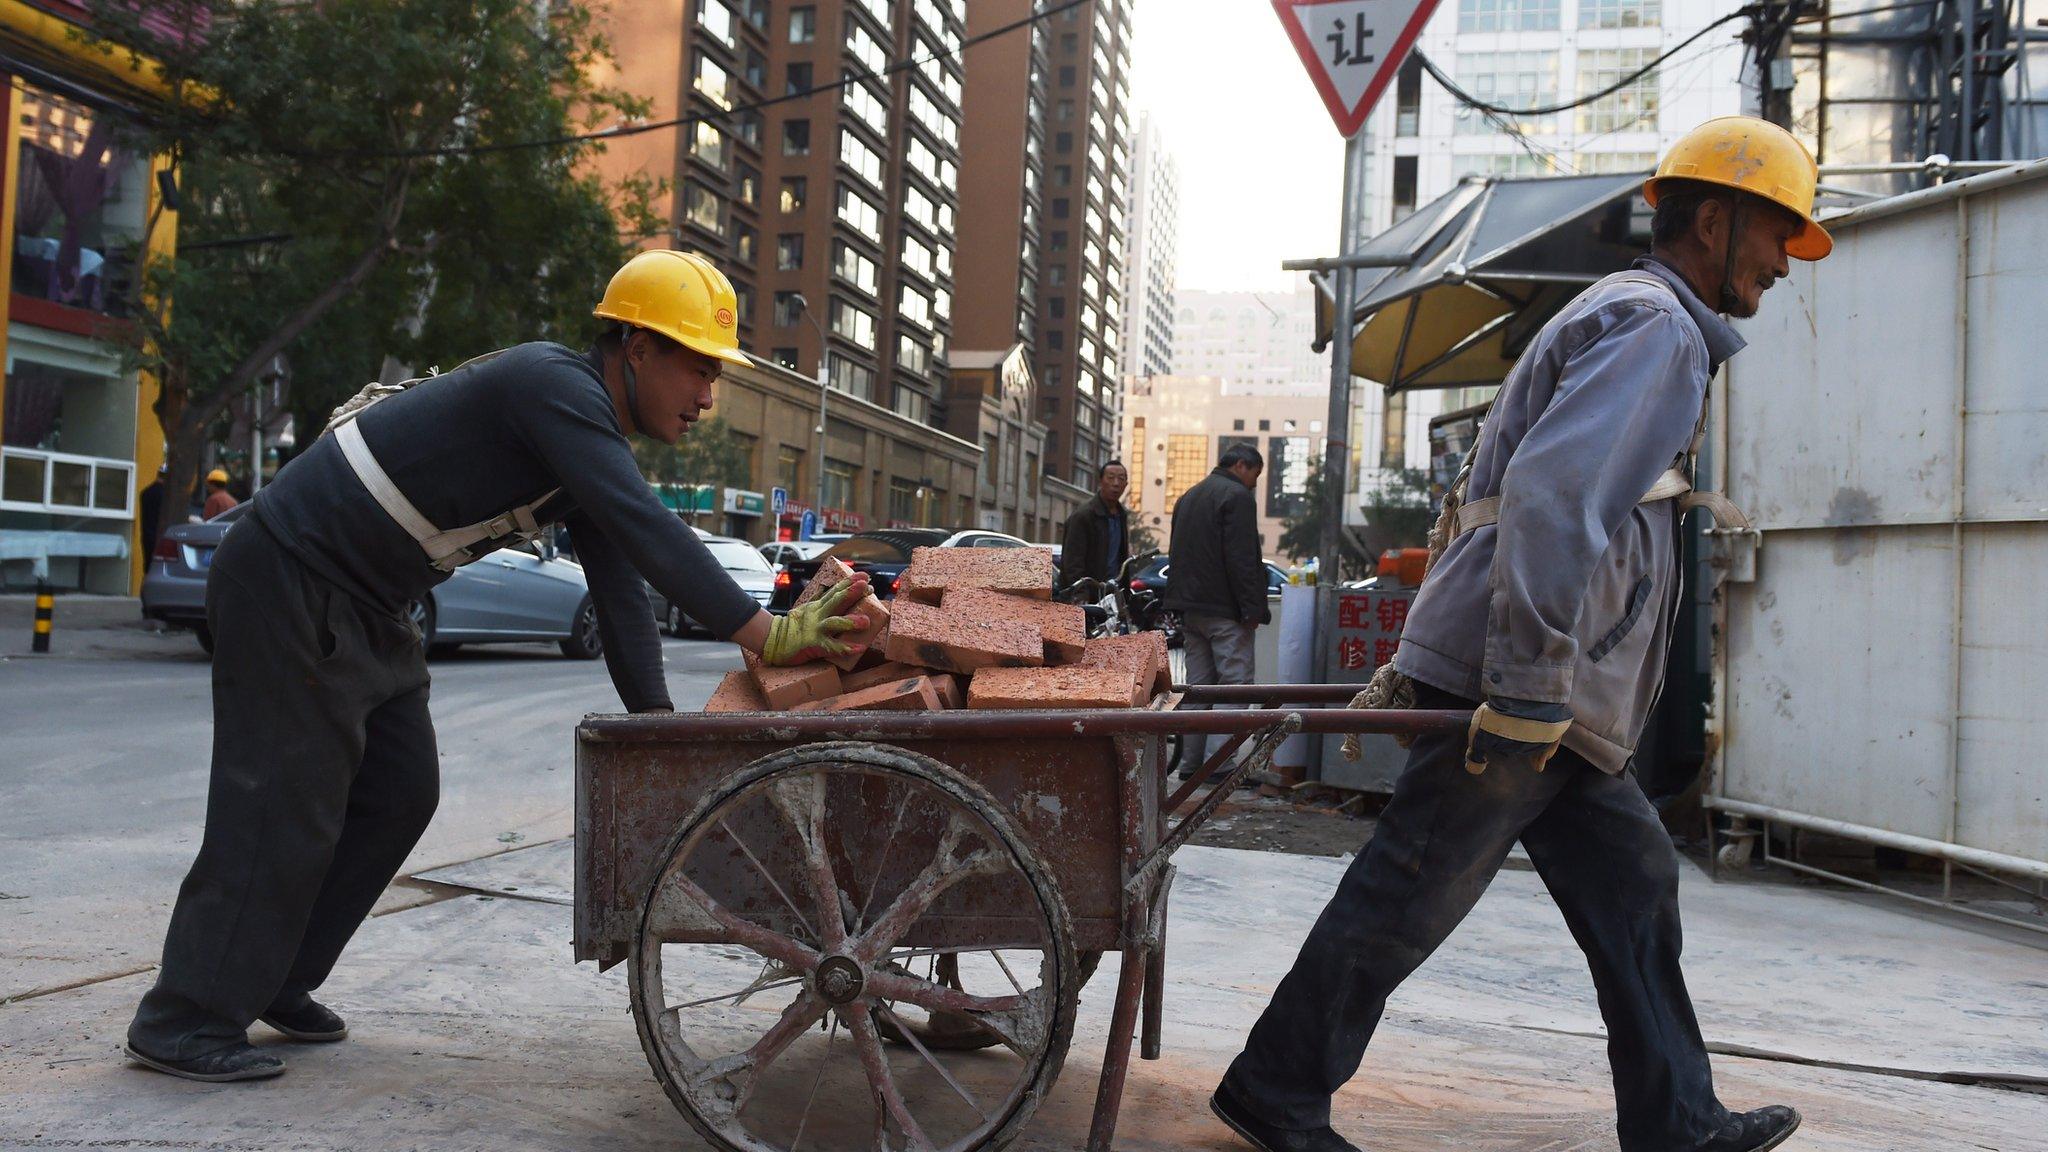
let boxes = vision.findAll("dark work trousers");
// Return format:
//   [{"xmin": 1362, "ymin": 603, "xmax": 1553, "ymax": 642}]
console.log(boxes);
[
  {"xmin": 128, "ymin": 515, "xmax": 437, "ymax": 1061},
  {"xmin": 1221, "ymin": 684, "xmax": 1730, "ymax": 1152}
]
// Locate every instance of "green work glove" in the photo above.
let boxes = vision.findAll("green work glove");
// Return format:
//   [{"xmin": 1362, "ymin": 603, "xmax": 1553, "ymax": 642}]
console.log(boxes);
[{"xmin": 762, "ymin": 575, "xmax": 871, "ymax": 666}]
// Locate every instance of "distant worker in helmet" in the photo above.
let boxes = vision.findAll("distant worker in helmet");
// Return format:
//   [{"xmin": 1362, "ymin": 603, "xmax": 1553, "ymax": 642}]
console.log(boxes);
[
  {"xmin": 201, "ymin": 467, "xmax": 238, "ymax": 520},
  {"xmin": 1212, "ymin": 118, "xmax": 1826, "ymax": 1152},
  {"xmin": 125, "ymin": 250, "xmax": 870, "ymax": 1084}
]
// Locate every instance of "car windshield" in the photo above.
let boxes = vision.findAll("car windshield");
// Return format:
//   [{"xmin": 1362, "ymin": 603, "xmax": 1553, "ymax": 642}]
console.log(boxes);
[
  {"xmin": 825, "ymin": 537, "xmax": 910, "ymax": 564},
  {"xmin": 706, "ymin": 540, "xmax": 772, "ymax": 573}
]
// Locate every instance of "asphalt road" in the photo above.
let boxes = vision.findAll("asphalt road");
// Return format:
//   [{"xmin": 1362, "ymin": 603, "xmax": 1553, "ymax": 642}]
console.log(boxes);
[{"xmin": 0, "ymin": 619, "xmax": 742, "ymax": 1002}]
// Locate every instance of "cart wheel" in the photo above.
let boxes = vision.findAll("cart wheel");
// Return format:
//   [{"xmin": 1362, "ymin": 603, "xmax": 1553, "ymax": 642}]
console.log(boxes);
[{"xmin": 631, "ymin": 741, "xmax": 1079, "ymax": 1152}]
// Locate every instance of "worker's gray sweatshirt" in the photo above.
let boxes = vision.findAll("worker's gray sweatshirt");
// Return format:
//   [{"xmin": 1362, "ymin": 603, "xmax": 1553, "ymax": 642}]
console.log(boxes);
[
  {"xmin": 1392, "ymin": 258, "xmax": 1744, "ymax": 773},
  {"xmin": 249, "ymin": 341, "xmax": 760, "ymax": 712}
]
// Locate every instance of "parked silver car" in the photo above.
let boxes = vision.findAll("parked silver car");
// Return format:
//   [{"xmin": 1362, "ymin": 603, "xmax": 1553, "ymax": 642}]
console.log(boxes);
[
  {"xmin": 143, "ymin": 503, "xmax": 600, "ymax": 658},
  {"xmin": 650, "ymin": 532, "xmax": 777, "ymax": 635}
]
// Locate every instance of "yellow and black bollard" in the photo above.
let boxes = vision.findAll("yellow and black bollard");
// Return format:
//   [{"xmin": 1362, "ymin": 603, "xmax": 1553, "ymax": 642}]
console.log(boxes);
[{"xmin": 31, "ymin": 578, "xmax": 52, "ymax": 653}]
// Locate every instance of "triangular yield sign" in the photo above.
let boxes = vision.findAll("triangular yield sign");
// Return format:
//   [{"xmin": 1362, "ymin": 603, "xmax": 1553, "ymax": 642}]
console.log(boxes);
[{"xmin": 1273, "ymin": 0, "xmax": 1442, "ymax": 138}]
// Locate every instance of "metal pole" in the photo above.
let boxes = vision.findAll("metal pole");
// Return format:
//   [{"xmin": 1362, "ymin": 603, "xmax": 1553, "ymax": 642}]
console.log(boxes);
[
  {"xmin": 815, "ymin": 355, "xmax": 829, "ymax": 516},
  {"xmin": 249, "ymin": 384, "xmax": 263, "ymax": 495},
  {"xmin": 1313, "ymin": 130, "xmax": 1366, "ymax": 686}
]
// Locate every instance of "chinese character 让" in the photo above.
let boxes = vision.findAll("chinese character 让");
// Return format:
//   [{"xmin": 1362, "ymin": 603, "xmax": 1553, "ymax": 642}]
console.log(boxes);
[{"xmin": 1327, "ymin": 13, "xmax": 1375, "ymax": 67}]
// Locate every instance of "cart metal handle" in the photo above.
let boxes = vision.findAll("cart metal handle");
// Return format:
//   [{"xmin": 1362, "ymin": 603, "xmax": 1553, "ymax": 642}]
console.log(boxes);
[
  {"xmin": 578, "ymin": 706, "xmax": 1473, "ymax": 742},
  {"xmin": 1124, "ymin": 715, "xmax": 1303, "ymax": 902}
]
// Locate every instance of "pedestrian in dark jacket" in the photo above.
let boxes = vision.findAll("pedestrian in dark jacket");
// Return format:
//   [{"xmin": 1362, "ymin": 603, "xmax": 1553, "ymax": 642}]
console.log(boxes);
[
  {"xmin": 1166, "ymin": 442, "xmax": 1267, "ymax": 779},
  {"xmin": 1057, "ymin": 460, "xmax": 1130, "ymax": 595}
]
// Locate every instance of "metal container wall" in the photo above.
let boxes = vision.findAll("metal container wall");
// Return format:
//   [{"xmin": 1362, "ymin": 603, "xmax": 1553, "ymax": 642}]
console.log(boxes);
[{"xmin": 1712, "ymin": 162, "xmax": 2048, "ymax": 873}]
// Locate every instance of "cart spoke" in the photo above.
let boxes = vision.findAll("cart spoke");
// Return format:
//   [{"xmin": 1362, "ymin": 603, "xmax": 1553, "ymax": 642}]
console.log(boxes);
[
  {"xmin": 788, "ymin": 1014, "xmax": 839, "ymax": 1152},
  {"xmin": 683, "ymin": 988, "xmax": 829, "ymax": 1119},
  {"xmin": 988, "ymin": 950, "xmax": 1027, "ymax": 998},
  {"xmin": 769, "ymin": 774, "xmax": 849, "ymax": 951},
  {"xmin": 854, "ymin": 783, "xmax": 914, "ymax": 934},
  {"xmin": 875, "ymin": 1005, "xmax": 989, "ymax": 1122},
  {"xmin": 649, "ymin": 869, "xmax": 819, "ymax": 974},
  {"xmin": 844, "ymin": 1005, "xmax": 938, "ymax": 1152},
  {"xmin": 869, "ymin": 967, "xmax": 1047, "ymax": 1057},
  {"xmin": 717, "ymin": 817, "xmax": 820, "ymax": 944},
  {"xmin": 663, "ymin": 967, "xmax": 805, "ymax": 1014},
  {"xmin": 854, "ymin": 814, "xmax": 1005, "ymax": 962}
]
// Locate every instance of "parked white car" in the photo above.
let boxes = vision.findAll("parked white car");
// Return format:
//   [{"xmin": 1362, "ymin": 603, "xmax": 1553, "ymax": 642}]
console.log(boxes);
[{"xmin": 649, "ymin": 532, "xmax": 777, "ymax": 636}]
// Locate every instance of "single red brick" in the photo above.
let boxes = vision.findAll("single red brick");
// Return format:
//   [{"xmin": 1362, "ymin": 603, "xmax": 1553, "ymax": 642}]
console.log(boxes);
[
  {"xmin": 806, "ymin": 674, "xmax": 956, "ymax": 712},
  {"xmin": 744, "ymin": 649, "xmax": 844, "ymax": 709},
  {"xmin": 703, "ymin": 670, "xmax": 768, "ymax": 713},
  {"xmin": 967, "ymin": 666, "xmax": 1142, "ymax": 710},
  {"xmin": 791, "ymin": 556, "xmax": 889, "ymax": 671},
  {"xmin": 929, "ymin": 673, "xmax": 964, "ymax": 710},
  {"xmin": 896, "ymin": 547, "xmax": 1053, "ymax": 604},
  {"xmin": 1079, "ymin": 632, "xmax": 1172, "ymax": 700},
  {"xmin": 942, "ymin": 588, "xmax": 1087, "ymax": 663},
  {"xmin": 883, "ymin": 599, "xmax": 1043, "ymax": 674},
  {"xmin": 840, "ymin": 660, "xmax": 920, "ymax": 694}
]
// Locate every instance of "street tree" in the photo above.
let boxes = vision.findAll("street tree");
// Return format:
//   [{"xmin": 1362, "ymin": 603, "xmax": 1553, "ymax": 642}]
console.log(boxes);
[
  {"xmin": 1279, "ymin": 456, "xmax": 1434, "ymax": 579},
  {"xmin": 632, "ymin": 416, "xmax": 752, "ymax": 524},
  {"xmin": 85, "ymin": 0, "xmax": 657, "ymax": 522}
]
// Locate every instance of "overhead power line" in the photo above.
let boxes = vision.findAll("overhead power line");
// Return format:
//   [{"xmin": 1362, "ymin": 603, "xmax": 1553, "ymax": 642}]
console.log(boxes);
[
  {"xmin": 283, "ymin": 0, "xmax": 1091, "ymax": 161},
  {"xmin": 1416, "ymin": 7, "xmax": 1753, "ymax": 119}
]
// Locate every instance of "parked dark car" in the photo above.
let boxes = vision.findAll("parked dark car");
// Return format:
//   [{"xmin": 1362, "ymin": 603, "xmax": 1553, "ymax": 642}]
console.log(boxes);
[
  {"xmin": 1127, "ymin": 555, "xmax": 1290, "ymax": 599},
  {"xmin": 770, "ymin": 528, "xmax": 1039, "ymax": 609}
]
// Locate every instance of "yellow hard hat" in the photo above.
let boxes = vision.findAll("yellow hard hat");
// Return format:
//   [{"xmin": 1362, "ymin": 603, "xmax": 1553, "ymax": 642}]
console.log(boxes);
[
  {"xmin": 206, "ymin": 468, "xmax": 229, "ymax": 485},
  {"xmin": 593, "ymin": 249, "xmax": 750, "ymax": 366},
  {"xmin": 1645, "ymin": 116, "xmax": 1831, "ymax": 261}
]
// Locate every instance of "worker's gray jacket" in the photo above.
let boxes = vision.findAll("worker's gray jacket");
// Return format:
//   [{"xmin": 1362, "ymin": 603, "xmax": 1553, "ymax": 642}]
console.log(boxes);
[{"xmin": 1392, "ymin": 257, "xmax": 1744, "ymax": 774}]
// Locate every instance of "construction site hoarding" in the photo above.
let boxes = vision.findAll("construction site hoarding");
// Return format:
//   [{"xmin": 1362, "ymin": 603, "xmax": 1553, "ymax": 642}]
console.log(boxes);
[{"xmin": 1709, "ymin": 160, "xmax": 2048, "ymax": 878}]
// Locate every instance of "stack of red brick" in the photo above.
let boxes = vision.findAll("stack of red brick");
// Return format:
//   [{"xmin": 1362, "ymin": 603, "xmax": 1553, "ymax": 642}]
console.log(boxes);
[{"xmin": 702, "ymin": 547, "xmax": 1172, "ymax": 714}]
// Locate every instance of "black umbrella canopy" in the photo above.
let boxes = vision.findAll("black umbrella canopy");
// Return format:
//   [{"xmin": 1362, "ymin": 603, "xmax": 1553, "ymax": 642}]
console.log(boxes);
[{"xmin": 1317, "ymin": 171, "xmax": 1653, "ymax": 393}]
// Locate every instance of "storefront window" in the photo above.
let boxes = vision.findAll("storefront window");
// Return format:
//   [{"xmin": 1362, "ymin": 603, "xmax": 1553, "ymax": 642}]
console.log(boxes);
[{"xmin": 14, "ymin": 87, "xmax": 144, "ymax": 316}]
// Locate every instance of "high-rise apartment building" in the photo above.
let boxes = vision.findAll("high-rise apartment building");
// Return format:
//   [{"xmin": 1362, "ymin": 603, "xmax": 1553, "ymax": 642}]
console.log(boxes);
[
  {"xmin": 957, "ymin": 0, "xmax": 1135, "ymax": 490},
  {"xmin": 1120, "ymin": 112, "xmax": 1177, "ymax": 380},
  {"xmin": 594, "ymin": 0, "xmax": 968, "ymax": 430},
  {"xmin": 1360, "ymin": 0, "xmax": 1745, "ymax": 232}
]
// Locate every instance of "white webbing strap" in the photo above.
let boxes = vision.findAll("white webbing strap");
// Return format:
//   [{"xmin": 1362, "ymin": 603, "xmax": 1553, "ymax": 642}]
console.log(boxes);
[
  {"xmin": 1451, "ymin": 466, "xmax": 1748, "ymax": 536},
  {"xmin": 333, "ymin": 419, "xmax": 559, "ymax": 572}
]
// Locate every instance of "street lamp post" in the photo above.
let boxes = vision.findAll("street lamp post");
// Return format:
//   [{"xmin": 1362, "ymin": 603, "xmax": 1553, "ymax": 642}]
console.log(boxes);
[{"xmin": 791, "ymin": 294, "xmax": 831, "ymax": 530}]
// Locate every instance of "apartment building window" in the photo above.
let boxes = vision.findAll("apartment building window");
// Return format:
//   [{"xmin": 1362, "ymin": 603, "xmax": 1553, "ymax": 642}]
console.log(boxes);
[
  {"xmin": 832, "ymin": 240, "xmax": 879, "ymax": 294},
  {"xmin": 773, "ymin": 347, "xmax": 800, "ymax": 369},
  {"xmin": 891, "ymin": 386, "xmax": 929, "ymax": 423},
  {"xmin": 1126, "ymin": 417, "xmax": 1145, "ymax": 512},
  {"xmin": 1458, "ymin": 0, "xmax": 1559, "ymax": 30},
  {"xmin": 897, "ymin": 334, "xmax": 932, "ymax": 375},
  {"xmin": 1393, "ymin": 155, "xmax": 1418, "ymax": 221},
  {"xmin": 906, "ymin": 83, "xmax": 957, "ymax": 147},
  {"xmin": 1048, "ymin": 297, "xmax": 1065, "ymax": 319},
  {"xmin": 777, "ymin": 445, "xmax": 804, "ymax": 493},
  {"xmin": 899, "ymin": 283, "xmax": 933, "ymax": 329},
  {"xmin": 1453, "ymin": 52, "xmax": 1558, "ymax": 134},
  {"xmin": 1164, "ymin": 434, "xmax": 1207, "ymax": 510},
  {"xmin": 847, "ymin": 22, "xmax": 889, "ymax": 73},
  {"xmin": 735, "ymin": 223, "xmax": 757, "ymax": 262},
  {"xmin": 699, "ymin": 0, "xmax": 735, "ymax": 47},
  {"xmin": 1577, "ymin": 150, "xmax": 1657, "ymax": 173},
  {"xmin": 744, "ymin": 48, "xmax": 768, "ymax": 89},
  {"xmin": 905, "ymin": 136, "xmax": 944, "ymax": 185},
  {"xmin": 695, "ymin": 54, "xmax": 733, "ymax": 109},
  {"xmin": 776, "ymin": 233, "xmax": 804, "ymax": 271},
  {"xmin": 779, "ymin": 177, "xmax": 807, "ymax": 213},
  {"xmin": 1055, "ymin": 131, "xmax": 1073, "ymax": 153},
  {"xmin": 1580, "ymin": 0, "xmax": 1659, "ymax": 28},
  {"xmin": 773, "ymin": 291, "xmax": 804, "ymax": 328},
  {"xmin": 888, "ymin": 477, "xmax": 919, "ymax": 523},
  {"xmin": 789, "ymin": 6, "xmax": 816, "ymax": 42},
  {"xmin": 1395, "ymin": 57, "xmax": 1422, "ymax": 137},
  {"xmin": 1268, "ymin": 436, "xmax": 1313, "ymax": 517},
  {"xmin": 840, "ymin": 128, "xmax": 885, "ymax": 189},
  {"xmin": 829, "ymin": 356, "xmax": 875, "ymax": 400},
  {"xmin": 901, "ymin": 233, "xmax": 936, "ymax": 279},
  {"xmin": 1049, "ymin": 231, "xmax": 1068, "ymax": 251},
  {"xmin": 835, "ymin": 183, "xmax": 882, "ymax": 242},
  {"xmin": 684, "ymin": 183, "xmax": 724, "ymax": 236},
  {"xmin": 1381, "ymin": 390, "xmax": 1408, "ymax": 469},
  {"xmin": 1576, "ymin": 48, "xmax": 1659, "ymax": 135},
  {"xmin": 830, "ymin": 297, "xmax": 878, "ymax": 349},
  {"xmin": 786, "ymin": 62, "xmax": 813, "ymax": 96},
  {"xmin": 844, "ymin": 78, "xmax": 890, "ymax": 135},
  {"xmin": 1058, "ymin": 65, "xmax": 1076, "ymax": 86},
  {"xmin": 1047, "ymin": 330, "xmax": 1064, "ymax": 350},
  {"xmin": 737, "ymin": 163, "xmax": 760, "ymax": 205},
  {"xmin": 782, "ymin": 118, "xmax": 811, "ymax": 155},
  {"xmin": 687, "ymin": 122, "xmax": 728, "ymax": 173},
  {"xmin": 902, "ymin": 184, "xmax": 941, "ymax": 233},
  {"xmin": 822, "ymin": 458, "xmax": 857, "ymax": 507},
  {"xmin": 1453, "ymin": 151, "xmax": 1556, "ymax": 177}
]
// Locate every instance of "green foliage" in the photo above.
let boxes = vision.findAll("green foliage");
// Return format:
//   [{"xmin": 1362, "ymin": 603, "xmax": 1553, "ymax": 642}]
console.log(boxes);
[
  {"xmin": 85, "ymin": 0, "xmax": 656, "ymax": 521},
  {"xmin": 633, "ymin": 416, "xmax": 753, "ymax": 505},
  {"xmin": 1278, "ymin": 456, "xmax": 1433, "ymax": 579}
]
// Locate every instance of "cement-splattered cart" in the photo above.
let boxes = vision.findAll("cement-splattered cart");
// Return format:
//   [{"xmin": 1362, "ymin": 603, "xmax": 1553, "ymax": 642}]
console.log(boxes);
[{"xmin": 573, "ymin": 686, "xmax": 1464, "ymax": 1152}]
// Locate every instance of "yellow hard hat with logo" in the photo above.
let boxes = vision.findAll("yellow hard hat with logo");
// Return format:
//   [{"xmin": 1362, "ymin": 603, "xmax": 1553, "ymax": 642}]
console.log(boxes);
[
  {"xmin": 593, "ymin": 249, "xmax": 751, "ymax": 366},
  {"xmin": 1645, "ymin": 116, "xmax": 1831, "ymax": 261},
  {"xmin": 206, "ymin": 468, "xmax": 229, "ymax": 485}
]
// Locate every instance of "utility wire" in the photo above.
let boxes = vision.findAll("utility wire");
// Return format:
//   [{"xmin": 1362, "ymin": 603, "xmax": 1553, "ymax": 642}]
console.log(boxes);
[
  {"xmin": 1417, "ymin": 6, "xmax": 1754, "ymax": 118},
  {"xmin": 280, "ymin": 0, "xmax": 1090, "ymax": 161}
]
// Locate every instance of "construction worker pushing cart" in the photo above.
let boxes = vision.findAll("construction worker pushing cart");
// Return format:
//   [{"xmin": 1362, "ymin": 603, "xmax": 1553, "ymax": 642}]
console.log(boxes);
[
  {"xmin": 1209, "ymin": 118, "xmax": 1831, "ymax": 1152},
  {"xmin": 124, "ymin": 251, "xmax": 871, "ymax": 1083}
]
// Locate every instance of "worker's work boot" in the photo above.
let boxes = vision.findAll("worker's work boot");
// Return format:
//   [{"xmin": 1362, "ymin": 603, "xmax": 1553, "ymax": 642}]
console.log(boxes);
[
  {"xmin": 259, "ymin": 996, "xmax": 349, "ymax": 1042},
  {"xmin": 1209, "ymin": 1087, "xmax": 1362, "ymax": 1152},
  {"xmin": 1690, "ymin": 1105, "xmax": 1801, "ymax": 1152},
  {"xmin": 124, "ymin": 1040, "xmax": 285, "ymax": 1083}
]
